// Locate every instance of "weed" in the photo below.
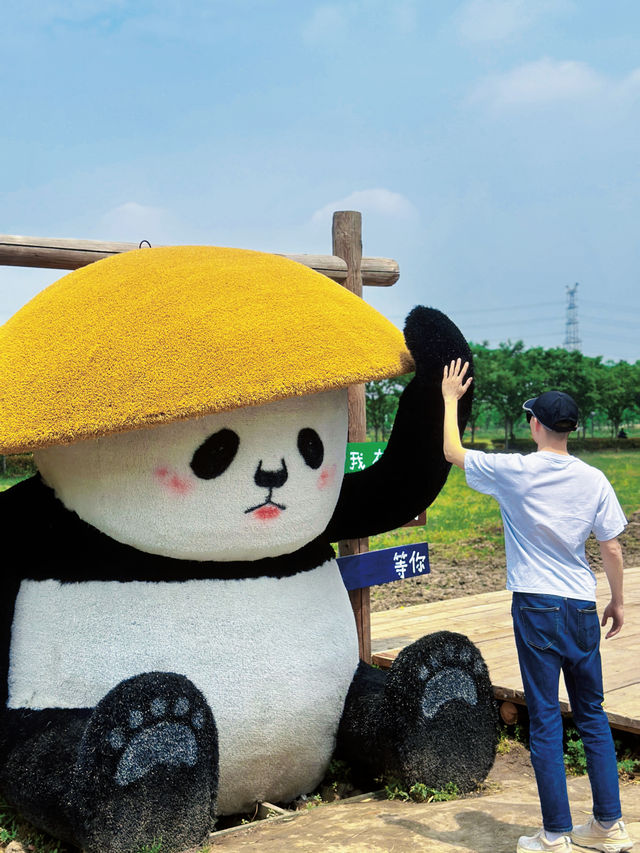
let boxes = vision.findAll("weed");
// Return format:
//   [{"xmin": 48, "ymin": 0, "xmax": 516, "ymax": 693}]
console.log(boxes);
[
  {"xmin": 496, "ymin": 729, "xmax": 512, "ymax": 755},
  {"xmin": 0, "ymin": 797, "xmax": 69, "ymax": 852},
  {"xmin": 617, "ymin": 757, "xmax": 639, "ymax": 776},
  {"xmin": 614, "ymin": 738, "xmax": 640, "ymax": 778},
  {"xmin": 413, "ymin": 781, "xmax": 460, "ymax": 803},
  {"xmin": 136, "ymin": 840, "xmax": 163, "ymax": 853},
  {"xmin": 323, "ymin": 758, "xmax": 351, "ymax": 786},
  {"xmin": 513, "ymin": 722, "xmax": 529, "ymax": 747},
  {"xmin": 564, "ymin": 728, "xmax": 588, "ymax": 775},
  {"xmin": 384, "ymin": 778, "xmax": 410, "ymax": 801},
  {"xmin": 384, "ymin": 778, "xmax": 460, "ymax": 803},
  {"xmin": 564, "ymin": 731, "xmax": 640, "ymax": 779}
]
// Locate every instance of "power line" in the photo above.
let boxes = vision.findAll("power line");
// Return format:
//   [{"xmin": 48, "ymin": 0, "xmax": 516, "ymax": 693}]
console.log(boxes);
[{"xmin": 446, "ymin": 301, "xmax": 562, "ymax": 316}]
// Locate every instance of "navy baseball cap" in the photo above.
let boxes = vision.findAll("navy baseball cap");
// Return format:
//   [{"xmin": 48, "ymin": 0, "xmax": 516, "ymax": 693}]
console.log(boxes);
[{"xmin": 522, "ymin": 391, "xmax": 579, "ymax": 432}]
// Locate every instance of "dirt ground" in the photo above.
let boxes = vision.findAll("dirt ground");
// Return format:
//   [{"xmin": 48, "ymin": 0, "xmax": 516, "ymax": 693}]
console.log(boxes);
[
  {"xmin": 371, "ymin": 509, "xmax": 640, "ymax": 612},
  {"xmin": 209, "ymin": 738, "xmax": 640, "ymax": 852}
]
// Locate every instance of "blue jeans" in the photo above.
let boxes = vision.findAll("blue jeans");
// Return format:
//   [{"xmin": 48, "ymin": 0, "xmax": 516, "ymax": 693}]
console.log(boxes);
[{"xmin": 512, "ymin": 592, "xmax": 621, "ymax": 833}]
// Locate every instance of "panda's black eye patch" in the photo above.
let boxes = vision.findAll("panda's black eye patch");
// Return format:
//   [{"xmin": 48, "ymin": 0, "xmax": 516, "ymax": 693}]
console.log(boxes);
[
  {"xmin": 190, "ymin": 429, "xmax": 240, "ymax": 480},
  {"xmin": 297, "ymin": 428, "xmax": 324, "ymax": 469}
]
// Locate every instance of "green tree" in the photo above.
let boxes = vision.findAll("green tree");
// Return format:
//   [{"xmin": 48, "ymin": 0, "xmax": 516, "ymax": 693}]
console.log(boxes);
[
  {"xmin": 477, "ymin": 341, "xmax": 540, "ymax": 448},
  {"xmin": 594, "ymin": 360, "xmax": 637, "ymax": 436},
  {"xmin": 365, "ymin": 375, "xmax": 411, "ymax": 440},
  {"xmin": 528, "ymin": 348, "xmax": 599, "ymax": 438},
  {"xmin": 468, "ymin": 343, "xmax": 493, "ymax": 444}
]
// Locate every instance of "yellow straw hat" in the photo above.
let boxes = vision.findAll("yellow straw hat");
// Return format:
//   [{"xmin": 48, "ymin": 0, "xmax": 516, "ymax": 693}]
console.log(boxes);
[{"xmin": 0, "ymin": 246, "xmax": 413, "ymax": 453}]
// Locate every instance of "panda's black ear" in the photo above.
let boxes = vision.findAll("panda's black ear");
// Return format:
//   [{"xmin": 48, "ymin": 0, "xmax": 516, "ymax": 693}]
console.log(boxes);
[{"xmin": 403, "ymin": 307, "xmax": 473, "ymax": 386}]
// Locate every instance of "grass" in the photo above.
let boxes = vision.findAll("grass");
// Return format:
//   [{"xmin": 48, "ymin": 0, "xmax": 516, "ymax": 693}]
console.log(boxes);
[
  {"xmin": 0, "ymin": 796, "xmax": 69, "ymax": 852},
  {"xmin": 575, "ymin": 451, "xmax": 639, "ymax": 516},
  {"xmin": 0, "ymin": 474, "xmax": 29, "ymax": 492},
  {"xmin": 370, "ymin": 450, "xmax": 639, "ymax": 557}
]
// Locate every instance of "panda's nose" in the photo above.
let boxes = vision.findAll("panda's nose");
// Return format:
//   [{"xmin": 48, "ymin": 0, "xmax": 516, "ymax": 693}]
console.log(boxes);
[{"xmin": 254, "ymin": 459, "xmax": 288, "ymax": 490}]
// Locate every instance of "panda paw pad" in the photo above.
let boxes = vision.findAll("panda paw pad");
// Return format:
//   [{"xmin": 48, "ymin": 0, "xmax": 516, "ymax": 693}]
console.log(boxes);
[
  {"xmin": 418, "ymin": 640, "xmax": 486, "ymax": 721},
  {"xmin": 107, "ymin": 695, "xmax": 204, "ymax": 786}
]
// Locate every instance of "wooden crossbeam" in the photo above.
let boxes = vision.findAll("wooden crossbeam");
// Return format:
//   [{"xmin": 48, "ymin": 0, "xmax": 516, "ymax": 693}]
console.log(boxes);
[{"xmin": 0, "ymin": 234, "xmax": 399, "ymax": 287}]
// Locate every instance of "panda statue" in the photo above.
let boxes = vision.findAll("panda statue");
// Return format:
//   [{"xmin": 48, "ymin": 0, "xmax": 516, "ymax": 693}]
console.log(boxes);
[{"xmin": 0, "ymin": 246, "xmax": 497, "ymax": 853}]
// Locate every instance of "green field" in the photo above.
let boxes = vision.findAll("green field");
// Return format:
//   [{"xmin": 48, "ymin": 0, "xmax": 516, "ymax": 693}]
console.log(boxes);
[
  {"xmin": 370, "ymin": 450, "xmax": 639, "ymax": 556},
  {"xmin": 0, "ymin": 475, "xmax": 28, "ymax": 492}
]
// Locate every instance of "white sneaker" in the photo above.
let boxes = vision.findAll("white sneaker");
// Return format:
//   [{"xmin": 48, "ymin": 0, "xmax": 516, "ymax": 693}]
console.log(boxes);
[
  {"xmin": 517, "ymin": 828, "xmax": 572, "ymax": 851},
  {"xmin": 571, "ymin": 817, "xmax": 634, "ymax": 852}
]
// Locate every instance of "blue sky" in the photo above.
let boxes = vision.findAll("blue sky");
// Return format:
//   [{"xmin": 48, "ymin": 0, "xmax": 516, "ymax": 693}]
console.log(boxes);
[{"xmin": 2, "ymin": 0, "xmax": 639, "ymax": 362}]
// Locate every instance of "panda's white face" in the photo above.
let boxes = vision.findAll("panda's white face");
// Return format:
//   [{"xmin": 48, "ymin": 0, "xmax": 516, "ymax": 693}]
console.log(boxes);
[{"xmin": 34, "ymin": 389, "xmax": 349, "ymax": 561}]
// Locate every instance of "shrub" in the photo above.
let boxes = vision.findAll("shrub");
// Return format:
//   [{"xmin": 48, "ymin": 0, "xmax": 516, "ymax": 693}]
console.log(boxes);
[{"xmin": 1, "ymin": 453, "xmax": 37, "ymax": 476}]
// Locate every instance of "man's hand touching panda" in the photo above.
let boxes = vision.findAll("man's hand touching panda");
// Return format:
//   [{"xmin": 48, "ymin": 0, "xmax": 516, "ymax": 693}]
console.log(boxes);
[{"xmin": 442, "ymin": 358, "xmax": 473, "ymax": 470}]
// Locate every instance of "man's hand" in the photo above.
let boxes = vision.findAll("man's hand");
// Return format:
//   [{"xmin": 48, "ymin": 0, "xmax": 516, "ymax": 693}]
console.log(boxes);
[
  {"xmin": 442, "ymin": 359, "xmax": 473, "ymax": 403},
  {"xmin": 601, "ymin": 601, "xmax": 624, "ymax": 639},
  {"xmin": 599, "ymin": 536, "xmax": 625, "ymax": 638},
  {"xmin": 442, "ymin": 359, "xmax": 473, "ymax": 469}
]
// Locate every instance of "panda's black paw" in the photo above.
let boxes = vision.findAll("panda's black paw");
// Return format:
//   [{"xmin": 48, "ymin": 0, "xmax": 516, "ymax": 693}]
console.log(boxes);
[
  {"xmin": 382, "ymin": 631, "xmax": 498, "ymax": 793},
  {"xmin": 108, "ymin": 693, "xmax": 206, "ymax": 786},
  {"xmin": 418, "ymin": 636, "xmax": 488, "ymax": 720},
  {"xmin": 403, "ymin": 307, "xmax": 472, "ymax": 384},
  {"xmin": 71, "ymin": 672, "xmax": 218, "ymax": 853}
]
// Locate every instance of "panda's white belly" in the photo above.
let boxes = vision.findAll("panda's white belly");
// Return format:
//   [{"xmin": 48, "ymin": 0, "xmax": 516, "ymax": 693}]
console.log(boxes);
[{"xmin": 8, "ymin": 559, "xmax": 360, "ymax": 814}]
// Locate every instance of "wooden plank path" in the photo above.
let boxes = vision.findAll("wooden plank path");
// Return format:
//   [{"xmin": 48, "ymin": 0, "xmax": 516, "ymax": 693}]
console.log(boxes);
[{"xmin": 371, "ymin": 565, "xmax": 640, "ymax": 734}]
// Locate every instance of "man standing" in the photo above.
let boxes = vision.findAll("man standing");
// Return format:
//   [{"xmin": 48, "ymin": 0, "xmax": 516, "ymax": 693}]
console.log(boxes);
[{"xmin": 441, "ymin": 358, "xmax": 633, "ymax": 853}]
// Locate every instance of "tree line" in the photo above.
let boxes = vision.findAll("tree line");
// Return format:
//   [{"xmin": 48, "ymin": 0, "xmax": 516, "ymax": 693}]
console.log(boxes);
[{"xmin": 366, "ymin": 343, "xmax": 640, "ymax": 446}]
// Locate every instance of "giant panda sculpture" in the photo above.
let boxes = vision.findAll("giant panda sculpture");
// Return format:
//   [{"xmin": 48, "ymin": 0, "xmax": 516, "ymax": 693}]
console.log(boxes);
[{"xmin": 0, "ymin": 246, "xmax": 497, "ymax": 853}]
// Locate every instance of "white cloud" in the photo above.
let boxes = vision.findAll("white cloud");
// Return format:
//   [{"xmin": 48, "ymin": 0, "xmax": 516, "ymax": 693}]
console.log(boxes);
[
  {"xmin": 11, "ymin": 0, "xmax": 127, "ymax": 26},
  {"xmin": 301, "ymin": 1, "xmax": 419, "ymax": 46},
  {"xmin": 473, "ymin": 58, "xmax": 607, "ymax": 107},
  {"xmin": 456, "ymin": 0, "xmax": 573, "ymax": 44},
  {"xmin": 301, "ymin": 5, "xmax": 349, "ymax": 45},
  {"xmin": 389, "ymin": 1, "xmax": 418, "ymax": 35},
  {"xmin": 99, "ymin": 202, "xmax": 175, "ymax": 243},
  {"xmin": 311, "ymin": 189, "xmax": 418, "ymax": 224},
  {"xmin": 618, "ymin": 68, "xmax": 640, "ymax": 99}
]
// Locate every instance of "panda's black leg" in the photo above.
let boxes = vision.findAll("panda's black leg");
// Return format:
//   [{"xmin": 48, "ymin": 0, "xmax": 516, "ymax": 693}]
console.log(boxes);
[
  {"xmin": 382, "ymin": 631, "xmax": 498, "ymax": 791},
  {"xmin": 0, "ymin": 707, "xmax": 91, "ymax": 845},
  {"xmin": 337, "ymin": 632, "xmax": 498, "ymax": 793},
  {"xmin": 70, "ymin": 671, "xmax": 218, "ymax": 853}
]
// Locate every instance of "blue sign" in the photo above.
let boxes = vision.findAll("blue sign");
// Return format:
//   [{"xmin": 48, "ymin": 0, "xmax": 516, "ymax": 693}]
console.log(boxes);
[{"xmin": 337, "ymin": 542, "xmax": 430, "ymax": 591}]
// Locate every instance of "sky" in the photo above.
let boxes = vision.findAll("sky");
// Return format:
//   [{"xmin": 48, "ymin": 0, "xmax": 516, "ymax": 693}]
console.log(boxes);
[{"xmin": 2, "ymin": 0, "xmax": 639, "ymax": 363}]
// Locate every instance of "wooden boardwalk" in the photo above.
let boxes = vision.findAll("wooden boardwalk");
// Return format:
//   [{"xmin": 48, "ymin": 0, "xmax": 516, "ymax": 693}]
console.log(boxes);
[{"xmin": 371, "ymin": 566, "xmax": 640, "ymax": 734}]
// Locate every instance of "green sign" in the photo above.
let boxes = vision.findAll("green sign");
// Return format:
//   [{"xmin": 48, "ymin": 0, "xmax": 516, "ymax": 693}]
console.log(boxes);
[{"xmin": 344, "ymin": 442, "xmax": 387, "ymax": 473}]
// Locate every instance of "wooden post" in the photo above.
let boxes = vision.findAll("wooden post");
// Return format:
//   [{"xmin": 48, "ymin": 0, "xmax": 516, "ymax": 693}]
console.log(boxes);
[{"xmin": 333, "ymin": 211, "xmax": 371, "ymax": 664}]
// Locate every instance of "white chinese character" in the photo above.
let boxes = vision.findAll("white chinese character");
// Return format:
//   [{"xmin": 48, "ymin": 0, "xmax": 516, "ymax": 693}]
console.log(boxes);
[
  {"xmin": 373, "ymin": 448, "xmax": 384, "ymax": 463},
  {"xmin": 349, "ymin": 451, "xmax": 366, "ymax": 471},
  {"xmin": 410, "ymin": 550, "xmax": 427, "ymax": 575},
  {"xmin": 393, "ymin": 550, "xmax": 408, "ymax": 579}
]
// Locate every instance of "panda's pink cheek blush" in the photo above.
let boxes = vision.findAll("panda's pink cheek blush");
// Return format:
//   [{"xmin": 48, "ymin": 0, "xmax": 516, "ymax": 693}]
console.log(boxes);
[
  {"xmin": 154, "ymin": 466, "xmax": 194, "ymax": 496},
  {"xmin": 317, "ymin": 464, "xmax": 337, "ymax": 490}
]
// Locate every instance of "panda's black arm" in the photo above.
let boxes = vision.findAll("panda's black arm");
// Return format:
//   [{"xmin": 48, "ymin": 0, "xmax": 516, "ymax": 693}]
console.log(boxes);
[{"xmin": 324, "ymin": 307, "xmax": 472, "ymax": 542}]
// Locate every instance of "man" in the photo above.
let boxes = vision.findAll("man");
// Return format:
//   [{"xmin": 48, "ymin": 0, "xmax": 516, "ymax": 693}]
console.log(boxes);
[{"xmin": 441, "ymin": 358, "xmax": 633, "ymax": 853}]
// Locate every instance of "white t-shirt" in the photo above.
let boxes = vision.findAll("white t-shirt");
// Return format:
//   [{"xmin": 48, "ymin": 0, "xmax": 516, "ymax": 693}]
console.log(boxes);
[{"xmin": 464, "ymin": 449, "xmax": 627, "ymax": 600}]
